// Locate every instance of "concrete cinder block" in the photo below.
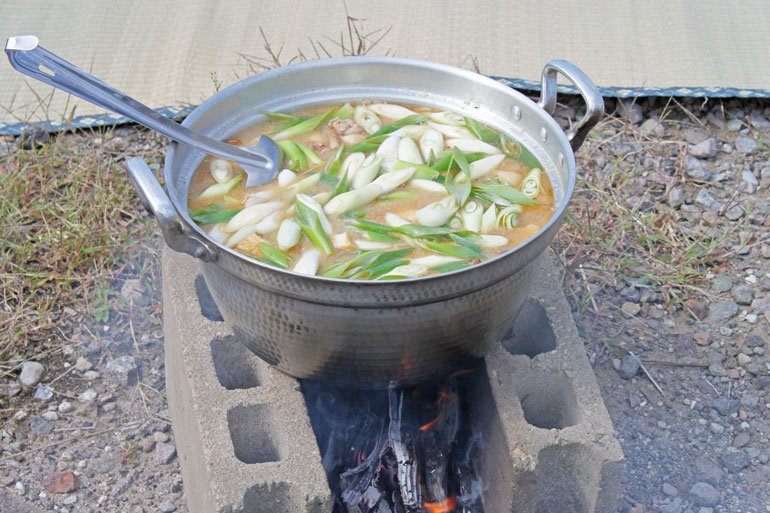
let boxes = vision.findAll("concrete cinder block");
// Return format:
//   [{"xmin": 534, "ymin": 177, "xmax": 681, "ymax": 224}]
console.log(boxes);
[
  {"xmin": 163, "ymin": 248, "xmax": 621, "ymax": 513},
  {"xmin": 479, "ymin": 252, "xmax": 624, "ymax": 513},
  {"xmin": 162, "ymin": 249, "xmax": 332, "ymax": 513}
]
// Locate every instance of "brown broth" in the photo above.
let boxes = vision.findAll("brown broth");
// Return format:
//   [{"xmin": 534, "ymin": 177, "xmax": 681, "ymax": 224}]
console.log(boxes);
[{"xmin": 187, "ymin": 103, "xmax": 554, "ymax": 278}]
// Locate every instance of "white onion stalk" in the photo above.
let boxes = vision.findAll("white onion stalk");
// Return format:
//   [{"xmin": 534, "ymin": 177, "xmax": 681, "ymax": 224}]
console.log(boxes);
[
  {"xmin": 410, "ymin": 255, "xmax": 462, "ymax": 267},
  {"xmin": 391, "ymin": 125, "xmax": 427, "ymax": 138},
  {"xmin": 341, "ymin": 152, "xmax": 366, "ymax": 184},
  {"xmin": 480, "ymin": 204, "xmax": 497, "ymax": 234},
  {"xmin": 415, "ymin": 195, "xmax": 458, "ymax": 227},
  {"xmin": 293, "ymin": 248, "xmax": 321, "ymax": 276},
  {"xmin": 427, "ymin": 121, "xmax": 474, "ymax": 139},
  {"xmin": 385, "ymin": 212, "xmax": 410, "ymax": 227},
  {"xmin": 353, "ymin": 105, "xmax": 381, "ymax": 134},
  {"xmin": 428, "ymin": 111, "xmax": 465, "ymax": 126},
  {"xmin": 277, "ymin": 168, "xmax": 298, "ymax": 187},
  {"xmin": 225, "ymin": 201, "xmax": 284, "ymax": 232},
  {"xmin": 449, "ymin": 215, "xmax": 463, "ymax": 230},
  {"xmin": 419, "ymin": 128, "xmax": 444, "ymax": 162},
  {"xmin": 376, "ymin": 135, "xmax": 401, "ymax": 159},
  {"xmin": 324, "ymin": 167, "xmax": 416, "ymax": 215},
  {"xmin": 286, "ymin": 172, "xmax": 321, "ymax": 196},
  {"xmin": 397, "ymin": 137, "xmax": 424, "ymax": 165},
  {"xmin": 276, "ymin": 219, "xmax": 301, "ymax": 250},
  {"xmin": 447, "ymin": 138, "xmax": 501, "ymax": 155},
  {"xmin": 331, "ymin": 232, "xmax": 352, "ymax": 248},
  {"xmin": 410, "ymin": 179, "xmax": 447, "ymax": 194},
  {"xmin": 207, "ymin": 223, "xmax": 229, "ymax": 243},
  {"xmin": 355, "ymin": 239, "xmax": 393, "ymax": 250},
  {"xmin": 254, "ymin": 211, "xmax": 282, "ymax": 235},
  {"xmin": 461, "ymin": 201, "xmax": 483, "ymax": 232},
  {"xmin": 469, "ymin": 154, "xmax": 506, "ymax": 180},
  {"xmin": 244, "ymin": 190, "xmax": 273, "ymax": 207},
  {"xmin": 210, "ymin": 159, "xmax": 233, "ymax": 183},
  {"xmin": 352, "ymin": 154, "xmax": 384, "ymax": 189},
  {"xmin": 367, "ymin": 103, "xmax": 418, "ymax": 120},
  {"xmin": 225, "ymin": 225, "xmax": 257, "ymax": 247},
  {"xmin": 520, "ymin": 168, "xmax": 543, "ymax": 198},
  {"xmin": 381, "ymin": 264, "xmax": 428, "ymax": 279},
  {"xmin": 477, "ymin": 234, "xmax": 509, "ymax": 248},
  {"xmin": 313, "ymin": 192, "xmax": 331, "ymax": 205},
  {"xmin": 296, "ymin": 194, "xmax": 333, "ymax": 234},
  {"xmin": 497, "ymin": 205, "xmax": 522, "ymax": 229}
]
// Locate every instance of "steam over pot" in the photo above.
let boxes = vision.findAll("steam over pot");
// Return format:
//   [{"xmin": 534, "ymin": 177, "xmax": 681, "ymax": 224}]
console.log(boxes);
[{"xmin": 127, "ymin": 57, "xmax": 603, "ymax": 388}]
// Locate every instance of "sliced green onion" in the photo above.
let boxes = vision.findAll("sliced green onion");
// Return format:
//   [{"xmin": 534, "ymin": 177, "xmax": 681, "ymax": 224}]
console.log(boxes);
[
  {"xmin": 447, "ymin": 138, "xmax": 501, "ymax": 155},
  {"xmin": 294, "ymin": 197, "xmax": 333, "ymax": 255},
  {"xmin": 259, "ymin": 242, "xmax": 290, "ymax": 269},
  {"xmin": 210, "ymin": 159, "xmax": 234, "ymax": 183},
  {"xmin": 497, "ymin": 205, "xmax": 523, "ymax": 229},
  {"xmin": 352, "ymin": 154, "xmax": 383, "ymax": 189},
  {"xmin": 428, "ymin": 111, "xmax": 465, "ymax": 126},
  {"xmin": 323, "ymin": 145, "xmax": 345, "ymax": 175},
  {"xmin": 431, "ymin": 261, "xmax": 469, "ymax": 273},
  {"xmin": 419, "ymin": 128, "xmax": 444, "ymax": 162},
  {"xmin": 324, "ymin": 167, "xmax": 416, "ymax": 215},
  {"xmin": 287, "ymin": 172, "xmax": 322, "ymax": 196},
  {"xmin": 519, "ymin": 168, "xmax": 543, "ymax": 199},
  {"xmin": 378, "ymin": 263, "xmax": 428, "ymax": 280},
  {"xmin": 464, "ymin": 117, "xmax": 499, "ymax": 143},
  {"xmin": 330, "ymin": 170, "xmax": 351, "ymax": 201},
  {"xmin": 295, "ymin": 141, "xmax": 323, "ymax": 165},
  {"xmin": 277, "ymin": 140, "xmax": 307, "ymax": 170},
  {"xmin": 397, "ymin": 136, "xmax": 424, "ymax": 165},
  {"xmin": 197, "ymin": 172, "xmax": 244, "ymax": 201},
  {"xmin": 423, "ymin": 241, "xmax": 483, "ymax": 259},
  {"xmin": 445, "ymin": 147, "xmax": 472, "ymax": 207},
  {"xmin": 480, "ymin": 204, "xmax": 497, "ymax": 234},
  {"xmin": 276, "ymin": 218, "xmax": 301, "ymax": 250},
  {"xmin": 461, "ymin": 200, "xmax": 483, "ymax": 232},
  {"xmin": 189, "ymin": 204, "xmax": 220, "ymax": 217},
  {"xmin": 367, "ymin": 114, "xmax": 428, "ymax": 139},
  {"xmin": 367, "ymin": 103, "xmax": 419, "ymax": 120},
  {"xmin": 500, "ymin": 135, "xmax": 542, "ymax": 169},
  {"xmin": 293, "ymin": 248, "xmax": 321, "ymax": 275},
  {"xmin": 427, "ymin": 120, "xmax": 474, "ymax": 139},
  {"xmin": 191, "ymin": 209, "xmax": 241, "ymax": 225},
  {"xmin": 471, "ymin": 184, "xmax": 538, "ymax": 206},
  {"xmin": 354, "ymin": 105, "xmax": 382, "ymax": 134},
  {"xmin": 379, "ymin": 190, "xmax": 415, "ymax": 201},
  {"xmin": 274, "ymin": 107, "xmax": 335, "ymax": 140},
  {"xmin": 332, "ymin": 103, "xmax": 353, "ymax": 120}
]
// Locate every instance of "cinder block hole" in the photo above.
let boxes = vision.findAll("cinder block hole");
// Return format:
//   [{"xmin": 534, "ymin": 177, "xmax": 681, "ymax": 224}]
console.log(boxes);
[
  {"xmin": 211, "ymin": 336, "xmax": 266, "ymax": 390},
  {"xmin": 501, "ymin": 299, "xmax": 556, "ymax": 358},
  {"xmin": 195, "ymin": 275, "xmax": 223, "ymax": 322},
  {"xmin": 533, "ymin": 444, "xmax": 599, "ymax": 513},
  {"xmin": 227, "ymin": 404, "xmax": 282, "ymax": 464},
  {"xmin": 512, "ymin": 371, "xmax": 581, "ymax": 429}
]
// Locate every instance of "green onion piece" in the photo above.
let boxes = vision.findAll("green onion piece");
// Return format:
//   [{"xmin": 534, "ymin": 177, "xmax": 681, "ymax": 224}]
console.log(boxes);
[
  {"xmin": 379, "ymin": 191, "xmax": 415, "ymax": 201},
  {"xmin": 351, "ymin": 259, "xmax": 410, "ymax": 280},
  {"xmin": 368, "ymin": 114, "xmax": 429, "ymax": 139},
  {"xmin": 423, "ymin": 241, "xmax": 483, "ymax": 259},
  {"xmin": 329, "ymin": 170, "xmax": 351, "ymax": 201},
  {"xmin": 319, "ymin": 173, "xmax": 339, "ymax": 187},
  {"xmin": 464, "ymin": 117, "xmax": 498, "ymax": 143},
  {"xmin": 344, "ymin": 210, "xmax": 367, "ymax": 219},
  {"xmin": 295, "ymin": 142, "xmax": 323, "ymax": 165},
  {"xmin": 258, "ymin": 242, "xmax": 290, "ymax": 269},
  {"xmin": 324, "ymin": 145, "xmax": 345, "ymax": 175},
  {"xmin": 363, "ymin": 231, "xmax": 401, "ymax": 243},
  {"xmin": 497, "ymin": 205, "xmax": 523, "ymax": 229},
  {"xmin": 274, "ymin": 107, "xmax": 335, "ymax": 140},
  {"xmin": 519, "ymin": 168, "xmax": 543, "ymax": 199},
  {"xmin": 191, "ymin": 209, "xmax": 241, "ymax": 225},
  {"xmin": 445, "ymin": 147, "xmax": 472, "ymax": 207},
  {"xmin": 500, "ymin": 135, "xmax": 541, "ymax": 169},
  {"xmin": 294, "ymin": 198, "xmax": 333, "ymax": 255},
  {"xmin": 332, "ymin": 103, "xmax": 353, "ymax": 119},
  {"xmin": 449, "ymin": 233, "xmax": 483, "ymax": 255},
  {"xmin": 413, "ymin": 167, "xmax": 440, "ymax": 181},
  {"xmin": 471, "ymin": 184, "xmax": 538, "ymax": 206},
  {"xmin": 197, "ymin": 172, "xmax": 244, "ymax": 200},
  {"xmin": 345, "ymin": 141, "xmax": 382, "ymax": 153},
  {"xmin": 351, "ymin": 220, "xmax": 477, "ymax": 241},
  {"xmin": 431, "ymin": 261, "xmax": 469, "ymax": 273},
  {"xmin": 257, "ymin": 110, "xmax": 302, "ymax": 121},
  {"xmin": 321, "ymin": 250, "xmax": 381, "ymax": 278},
  {"xmin": 392, "ymin": 160, "xmax": 439, "ymax": 179},
  {"xmin": 431, "ymin": 151, "xmax": 487, "ymax": 171},
  {"xmin": 277, "ymin": 140, "xmax": 307, "ymax": 170},
  {"xmin": 189, "ymin": 204, "xmax": 221, "ymax": 217}
]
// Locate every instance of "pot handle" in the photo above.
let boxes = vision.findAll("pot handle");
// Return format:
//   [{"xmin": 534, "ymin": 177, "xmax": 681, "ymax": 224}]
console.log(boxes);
[
  {"xmin": 537, "ymin": 60, "xmax": 604, "ymax": 152},
  {"xmin": 125, "ymin": 157, "xmax": 217, "ymax": 262}
]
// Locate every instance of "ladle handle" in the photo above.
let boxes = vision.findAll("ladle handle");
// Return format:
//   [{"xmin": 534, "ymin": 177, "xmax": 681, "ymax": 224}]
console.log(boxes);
[
  {"xmin": 5, "ymin": 35, "xmax": 277, "ymax": 180},
  {"xmin": 537, "ymin": 60, "xmax": 604, "ymax": 152}
]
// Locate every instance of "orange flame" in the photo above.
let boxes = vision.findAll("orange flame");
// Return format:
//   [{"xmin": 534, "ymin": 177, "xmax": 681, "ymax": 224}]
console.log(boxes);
[
  {"xmin": 424, "ymin": 495, "xmax": 457, "ymax": 513},
  {"xmin": 419, "ymin": 391, "xmax": 457, "ymax": 431},
  {"xmin": 451, "ymin": 368, "xmax": 479, "ymax": 377}
]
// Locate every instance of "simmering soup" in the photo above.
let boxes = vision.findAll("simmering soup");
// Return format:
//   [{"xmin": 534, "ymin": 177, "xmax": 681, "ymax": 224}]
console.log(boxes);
[{"xmin": 187, "ymin": 102, "xmax": 554, "ymax": 279}]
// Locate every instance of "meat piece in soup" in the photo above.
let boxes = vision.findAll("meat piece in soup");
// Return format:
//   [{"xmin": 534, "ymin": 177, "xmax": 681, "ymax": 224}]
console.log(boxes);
[{"xmin": 187, "ymin": 102, "xmax": 554, "ymax": 279}]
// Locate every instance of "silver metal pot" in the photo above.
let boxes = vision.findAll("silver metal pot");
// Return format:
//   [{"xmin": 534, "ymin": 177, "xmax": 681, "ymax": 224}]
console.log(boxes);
[{"xmin": 127, "ymin": 57, "xmax": 603, "ymax": 388}]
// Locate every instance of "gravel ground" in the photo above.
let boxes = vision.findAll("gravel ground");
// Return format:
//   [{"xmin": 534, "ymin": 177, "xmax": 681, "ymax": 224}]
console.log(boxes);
[{"xmin": 2, "ymin": 96, "xmax": 770, "ymax": 513}]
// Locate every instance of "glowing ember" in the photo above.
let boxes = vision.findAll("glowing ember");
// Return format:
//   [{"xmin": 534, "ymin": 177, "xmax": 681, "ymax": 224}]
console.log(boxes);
[
  {"xmin": 419, "ymin": 390, "xmax": 457, "ymax": 431},
  {"xmin": 424, "ymin": 495, "xmax": 457, "ymax": 513}
]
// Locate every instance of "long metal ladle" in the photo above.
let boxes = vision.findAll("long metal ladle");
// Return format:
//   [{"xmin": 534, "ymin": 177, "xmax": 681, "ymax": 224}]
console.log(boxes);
[{"xmin": 5, "ymin": 35, "xmax": 282, "ymax": 186}]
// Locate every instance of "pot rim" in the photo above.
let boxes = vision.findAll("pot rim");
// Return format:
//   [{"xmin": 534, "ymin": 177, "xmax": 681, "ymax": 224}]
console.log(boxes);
[{"xmin": 165, "ymin": 55, "xmax": 576, "ymax": 286}]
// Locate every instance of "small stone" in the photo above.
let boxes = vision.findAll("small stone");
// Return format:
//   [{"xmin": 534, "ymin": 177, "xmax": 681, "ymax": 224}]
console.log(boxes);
[
  {"xmin": 727, "ymin": 368, "xmax": 740, "ymax": 379},
  {"xmin": 689, "ymin": 138, "xmax": 718, "ymax": 158},
  {"xmin": 662, "ymin": 483, "xmax": 678, "ymax": 497},
  {"xmin": 708, "ymin": 301, "xmax": 739, "ymax": 323},
  {"xmin": 141, "ymin": 437, "xmax": 155, "ymax": 453},
  {"xmin": 14, "ymin": 481, "xmax": 26, "ymax": 495},
  {"xmin": 30, "ymin": 416, "xmax": 53, "ymax": 435},
  {"xmin": 152, "ymin": 431, "xmax": 169, "ymax": 443},
  {"xmin": 750, "ymin": 296, "xmax": 770, "ymax": 313},
  {"xmin": 731, "ymin": 284, "xmax": 754, "ymax": 305},
  {"xmin": 41, "ymin": 411, "xmax": 58, "ymax": 422},
  {"xmin": 709, "ymin": 422, "xmax": 724, "ymax": 434},
  {"xmin": 667, "ymin": 187, "xmax": 685, "ymax": 208},
  {"xmin": 761, "ymin": 244, "xmax": 770, "ymax": 259},
  {"xmin": 74, "ymin": 357, "xmax": 92, "ymax": 372},
  {"xmin": 737, "ymin": 353, "xmax": 751, "ymax": 366},
  {"xmin": 695, "ymin": 189, "xmax": 719, "ymax": 211},
  {"xmin": 34, "ymin": 386, "xmax": 54, "ymax": 401},
  {"xmin": 684, "ymin": 155, "xmax": 713, "ymax": 181},
  {"xmin": 707, "ymin": 350, "xmax": 725, "ymax": 364},
  {"xmin": 158, "ymin": 501, "xmax": 177, "ymax": 513},
  {"xmin": 740, "ymin": 393, "xmax": 759, "ymax": 407},
  {"xmin": 155, "ymin": 442, "xmax": 177, "ymax": 464},
  {"xmin": 711, "ymin": 276, "xmax": 733, "ymax": 293},
  {"xmin": 640, "ymin": 118, "xmax": 665, "ymax": 137},
  {"xmin": 689, "ymin": 482, "xmax": 720, "ymax": 506},
  {"xmin": 42, "ymin": 472, "xmax": 79, "ymax": 494},
  {"xmin": 58, "ymin": 401, "xmax": 74, "ymax": 413},
  {"xmin": 5, "ymin": 383, "xmax": 22, "ymax": 397},
  {"xmin": 713, "ymin": 398, "xmax": 739, "ymax": 416},
  {"xmin": 63, "ymin": 494, "xmax": 77, "ymax": 505},
  {"xmin": 724, "ymin": 206, "xmax": 744, "ymax": 220},
  {"xmin": 726, "ymin": 118, "xmax": 742, "ymax": 132},
  {"xmin": 685, "ymin": 299, "xmax": 708, "ymax": 320},
  {"xmin": 735, "ymin": 136, "xmax": 757, "ymax": 154},
  {"xmin": 617, "ymin": 100, "xmax": 643, "ymax": 124},
  {"xmin": 78, "ymin": 389, "xmax": 97, "ymax": 402},
  {"xmin": 83, "ymin": 370, "xmax": 100, "ymax": 380},
  {"xmin": 733, "ymin": 432, "xmax": 750, "ymax": 448},
  {"xmin": 618, "ymin": 355, "xmax": 641, "ymax": 380},
  {"xmin": 721, "ymin": 451, "xmax": 749, "ymax": 472},
  {"xmin": 105, "ymin": 356, "xmax": 138, "ymax": 386},
  {"xmin": 19, "ymin": 361, "xmax": 44, "ymax": 386},
  {"xmin": 708, "ymin": 363, "xmax": 727, "ymax": 377},
  {"xmin": 749, "ymin": 112, "xmax": 770, "ymax": 130},
  {"xmin": 742, "ymin": 169, "xmax": 759, "ymax": 188}
]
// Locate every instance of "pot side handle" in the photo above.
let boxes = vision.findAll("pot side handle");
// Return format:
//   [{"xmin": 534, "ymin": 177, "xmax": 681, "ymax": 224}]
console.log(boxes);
[
  {"xmin": 537, "ymin": 60, "xmax": 604, "ymax": 152},
  {"xmin": 125, "ymin": 157, "xmax": 217, "ymax": 263}
]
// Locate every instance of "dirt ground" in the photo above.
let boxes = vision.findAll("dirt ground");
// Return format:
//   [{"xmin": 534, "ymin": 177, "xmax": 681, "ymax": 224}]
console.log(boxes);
[{"xmin": 2, "ymin": 95, "xmax": 770, "ymax": 513}]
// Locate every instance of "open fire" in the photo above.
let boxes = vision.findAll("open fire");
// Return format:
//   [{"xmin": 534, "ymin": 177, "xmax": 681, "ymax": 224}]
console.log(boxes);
[{"xmin": 302, "ymin": 372, "xmax": 485, "ymax": 513}]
